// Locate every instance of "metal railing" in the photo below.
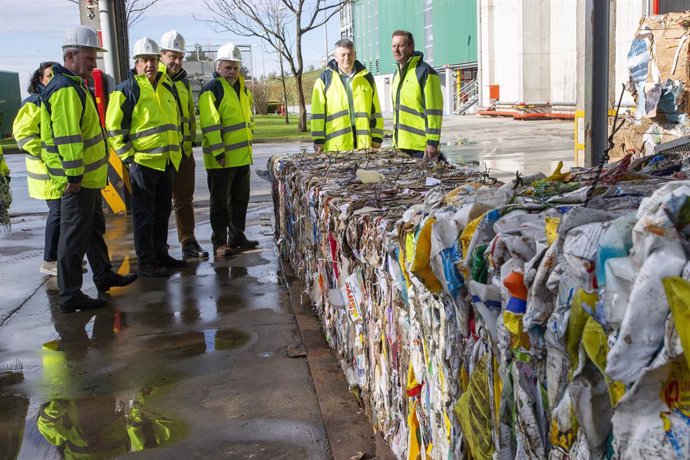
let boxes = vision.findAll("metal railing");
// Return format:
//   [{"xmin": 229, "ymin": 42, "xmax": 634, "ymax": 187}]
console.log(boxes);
[{"xmin": 455, "ymin": 79, "xmax": 478, "ymax": 115}]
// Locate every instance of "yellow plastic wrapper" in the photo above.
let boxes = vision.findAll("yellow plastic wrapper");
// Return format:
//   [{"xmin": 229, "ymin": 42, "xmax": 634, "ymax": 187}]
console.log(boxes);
[
  {"xmin": 502, "ymin": 310, "xmax": 531, "ymax": 351},
  {"xmin": 460, "ymin": 213, "xmax": 485, "ymax": 276},
  {"xmin": 544, "ymin": 161, "xmax": 566, "ymax": 181},
  {"xmin": 565, "ymin": 289, "xmax": 597, "ymax": 378},
  {"xmin": 581, "ymin": 317, "xmax": 626, "ymax": 406},
  {"xmin": 545, "ymin": 216, "xmax": 561, "ymax": 246},
  {"xmin": 663, "ymin": 276, "xmax": 690, "ymax": 371},
  {"xmin": 397, "ymin": 232, "xmax": 414, "ymax": 289},
  {"xmin": 660, "ymin": 359, "xmax": 690, "ymax": 416},
  {"xmin": 454, "ymin": 354, "xmax": 494, "ymax": 460},
  {"xmin": 407, "ymin": 362, "xmax": 424, "ymax": 460},
  {"xmin": 410, "ymin": 217, "xmax": 442, "ymax": 293}
]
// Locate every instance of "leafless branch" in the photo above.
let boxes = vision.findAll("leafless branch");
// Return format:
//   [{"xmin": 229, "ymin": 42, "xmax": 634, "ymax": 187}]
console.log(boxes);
[{"xmin": 197, "ymin": 0, "xmax": 353, "ymax": 132}]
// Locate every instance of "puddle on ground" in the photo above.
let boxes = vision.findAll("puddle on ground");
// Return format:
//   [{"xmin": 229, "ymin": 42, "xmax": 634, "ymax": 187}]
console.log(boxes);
[
  {"xmin": 27, "ymin": 390, "xmax": 187, "ymax": 458},
  {"xmin": 204, "ymin": 328, "xmax": 251, "ymax": 352},
  {"xmin": 143, "ymin": 328, "xmax": 252, "ymax": 359}
]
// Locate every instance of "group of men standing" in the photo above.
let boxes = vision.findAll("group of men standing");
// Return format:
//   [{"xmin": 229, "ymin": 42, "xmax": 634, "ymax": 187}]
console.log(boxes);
[
  {"xmin": 311, "ymin": 30, "xmax": 443, "ymax": 161},
  {"xmin": 11, "ymin": 25, "xmax": 440, "ymax": 314},
  {"xmin": 13, "ymin": 25, "xmax": 257, "ymax": 313}
]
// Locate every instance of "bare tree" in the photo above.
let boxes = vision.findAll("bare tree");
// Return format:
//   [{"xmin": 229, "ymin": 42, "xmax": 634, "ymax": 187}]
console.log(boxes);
[
  {"xmin": 67, "ymin": 0, "xmax": 162, "ymax": 27},
  {"xmin": 199, "ymin": 0, "xmax": 352, "ymax": 132},
  {"xmin": 252, "ymin": 82, "xmax": 271, "ymax": 115}
]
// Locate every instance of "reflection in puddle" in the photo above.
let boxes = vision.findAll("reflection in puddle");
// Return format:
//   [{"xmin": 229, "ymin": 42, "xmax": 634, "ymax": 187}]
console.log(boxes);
[
  {"xmin": 0, "ymin": 365, "xmax": 29, "ymax": 460},
  {"xmin": 144, "ymin": 331, "xmax": 207, "ymax": 359},
  {"xmin": 231, "ymin": 266, "xmax": 249, "ymax": 279},
  {"xmin": 36, "ymin": 390, "xmax": 186, "ymax": 458},
  {"xmin": 143, "ymin": 328, "xmax": 252, "ymax": 358},
  {"xmin": 205, "ymin": 328, "xmax": 251, "ymax": 352}
]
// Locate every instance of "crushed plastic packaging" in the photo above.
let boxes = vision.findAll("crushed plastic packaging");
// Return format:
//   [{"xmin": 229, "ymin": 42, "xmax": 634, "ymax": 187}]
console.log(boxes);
[{"xmin": 271, "ymin": 144, "xmax": 690, "ymax": 459}]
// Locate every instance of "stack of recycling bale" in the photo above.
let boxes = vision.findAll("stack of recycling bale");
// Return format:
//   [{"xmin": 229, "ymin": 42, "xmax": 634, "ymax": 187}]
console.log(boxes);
[
  {"xmin": 612, "ymin": 10, "xmax": 690, "ymax": 160},
  {"xmin": 271, "ymin": 149, "xmax": 690, "ymax": 459}
]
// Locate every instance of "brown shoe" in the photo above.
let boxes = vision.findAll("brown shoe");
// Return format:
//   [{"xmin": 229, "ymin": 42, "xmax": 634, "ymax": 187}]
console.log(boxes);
[{"xmin": 214, "ymin": 244, "xmax": 237, "ymax": 258}]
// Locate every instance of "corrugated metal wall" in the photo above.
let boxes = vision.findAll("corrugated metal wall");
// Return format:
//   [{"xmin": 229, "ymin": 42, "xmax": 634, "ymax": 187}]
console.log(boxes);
[{"xmin": 352, "ymin": 0, "xmax": 478, "ymax": 76}]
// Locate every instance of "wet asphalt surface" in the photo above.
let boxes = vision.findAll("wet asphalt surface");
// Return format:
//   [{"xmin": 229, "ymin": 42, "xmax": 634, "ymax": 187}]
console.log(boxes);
[{"xmin": 0, "ymin": 116, "xmax": 572, "ymax": 459}]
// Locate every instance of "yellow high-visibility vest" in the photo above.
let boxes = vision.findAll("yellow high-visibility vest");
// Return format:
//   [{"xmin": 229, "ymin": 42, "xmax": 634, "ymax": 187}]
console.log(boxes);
[
  {"xmin": 106, "ymin": 71, "xmax": 182, "ymax": 171},
  {"xmin": 391, "ymin": 52, "xmax": 443, "ymax": 151},
  {"xmin": 159, "ymin": 62, "xmax": 196, "ymax": 157},
  {"xmin": 39, "ymin": 64, "xmax": 108, "ymax": 189},
  {"xmin": 311, "ymin": 60, "xmax": 383, "ymax": 152},
  {"xmin": 198, "ymin": 74, "xmax": 253, "ymax": 169},
  {"xmin": 13, "ymin": 94, "xmax": 62, "ymax": 199}
]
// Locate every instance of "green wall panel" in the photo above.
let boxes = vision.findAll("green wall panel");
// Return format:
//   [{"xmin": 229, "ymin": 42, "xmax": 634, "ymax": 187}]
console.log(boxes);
[
  {"xmin": 0, "ymin": 72, "xmax": 21, "ymax": 138},
  {"xmin": 433, "ymin": 0, "xmax": 477, "ymax": 65},
  {"xmin": 352, "ymin": 0, "xmax": 477, "ymax": 76}
]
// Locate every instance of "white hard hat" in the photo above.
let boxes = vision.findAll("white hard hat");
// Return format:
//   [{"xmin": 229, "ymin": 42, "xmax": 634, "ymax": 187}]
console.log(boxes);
[
  {"xmin": 216, "ymin": 42, "xmax": 242, "ymax": 62},
  {"xmin": 132, "ymin": 37, "xmax": 160, "ymax": 59},
  {"xmin": 63, "ymin": 25, "xmax": 107, "ymax": 52},
  {"xmin": 160, "ymin": 30, "xmax": 186, "ymax": 54}
]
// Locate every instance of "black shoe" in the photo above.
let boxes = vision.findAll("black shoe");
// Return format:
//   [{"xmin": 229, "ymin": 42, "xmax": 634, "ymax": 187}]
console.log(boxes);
[
  {"xmin": 229, "ymin": 237, "xmax": 259, "ymax": 250},
  {"xmin": 159, "ymin": 254, "xmax": 188, "ymax": 269},
  {"xmin": 60, "ymin": 292, "xmax": 106, "ymax": 313},
  {"xmin": 138, "ymin": 262, "xmax": 170, "ymax": 277},
  {"xmin": 94, "ymin": 272, "xmax": 138, "ymax": 293},
  {"xmin": 182, "ymin": 240, "xmax": 209, "ymax": 260}
]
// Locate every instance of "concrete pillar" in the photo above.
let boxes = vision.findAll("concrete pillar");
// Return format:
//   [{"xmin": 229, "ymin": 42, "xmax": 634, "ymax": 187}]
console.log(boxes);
[{"xmin": 584, "ymin": 0, "xmax": 610, "ymax": 167}]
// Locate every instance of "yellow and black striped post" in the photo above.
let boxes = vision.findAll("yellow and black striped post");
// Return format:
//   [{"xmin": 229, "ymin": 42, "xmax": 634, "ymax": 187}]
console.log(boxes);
[{"xmin": 101, "ymin": 148, "xmax": 130, "ymax": 214}]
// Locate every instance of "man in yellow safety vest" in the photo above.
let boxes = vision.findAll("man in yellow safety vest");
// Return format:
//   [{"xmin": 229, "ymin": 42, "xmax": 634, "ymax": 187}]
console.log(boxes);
[
  {"xmin": 41, "ymin": 26, "xmax": 137, "ymax": 313},
  {"xmin": 198, "ymin": 42, "xmax": 258, "ymax": 258},
  {"xmin": 158, "ymin": 30, "xmax": 209, "ymax": 261},
  {"xmin": 106, "ymin": 37, "xmax": 185, "ymax": 277},
  {"xmin": 311, "ymin": 39, "xmax": 383, "ymax": 153},
  {"xmin": 391, "ymin": 30, "xmax": 444, "ymax": 161}
]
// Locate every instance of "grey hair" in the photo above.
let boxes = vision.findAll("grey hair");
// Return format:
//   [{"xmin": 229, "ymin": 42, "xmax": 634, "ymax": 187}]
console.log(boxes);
[
  {"xmin": 63, "ymin": 47, "xmax": 82, "ymax": 61},
  {"xmin": 334, "ymin": 39, "xmax": 354, "ymax": 50}
]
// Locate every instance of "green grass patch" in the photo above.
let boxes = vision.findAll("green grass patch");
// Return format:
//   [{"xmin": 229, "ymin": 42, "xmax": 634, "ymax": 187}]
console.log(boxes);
[
  {"xmin": 194, "ymin": 114, "xmax": 311, "ymax": 144},
  {"xmin": 253, "ymin": 115, "xmax": 311, "ymax": 141}
]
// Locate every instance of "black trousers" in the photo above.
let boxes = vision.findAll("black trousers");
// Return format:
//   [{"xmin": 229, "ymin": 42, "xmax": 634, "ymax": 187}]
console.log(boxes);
[
  {"xmin": 129, "ymin": 162, "xmax": 174, "ymax": 265},
  {"xmin": 206, "ymin": 165, "xmax": 250, "ymax": 248},
  {"xmin": 45, "ymin": 198, "xmax": 61, "ymax": 262},
  {"xmin": 57, "ymin": 188, "xmax": 112, "ymax": 304}
]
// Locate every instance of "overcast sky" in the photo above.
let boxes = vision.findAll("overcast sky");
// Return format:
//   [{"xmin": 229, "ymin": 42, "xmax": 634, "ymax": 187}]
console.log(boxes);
[{"xmin": 0, "ymin": 0, "xmax": 338, "ymax": 98}]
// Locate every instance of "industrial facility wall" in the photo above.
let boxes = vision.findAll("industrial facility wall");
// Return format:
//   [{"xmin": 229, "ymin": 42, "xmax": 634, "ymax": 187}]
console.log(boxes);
[
  {"xmin": 478, "ymin": 0, "xmax": 646, "ymax": 107},
  {"xmin": 352, "ymin": 0, "xmax": 477, "ymax": 76}
]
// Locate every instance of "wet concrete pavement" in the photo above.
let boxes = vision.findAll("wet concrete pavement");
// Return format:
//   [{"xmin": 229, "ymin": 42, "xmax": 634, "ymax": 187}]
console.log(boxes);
[
  {"xmin": 0, "ymin": 143, "xmax": 374, "ymax": 459},
  {"xmin": 439, "ymin": 115, "xmax": 574, "ymax": 181},
  {"xmin": 0, "ymin": 115, "xmax": 572, "ymax": 459}
]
